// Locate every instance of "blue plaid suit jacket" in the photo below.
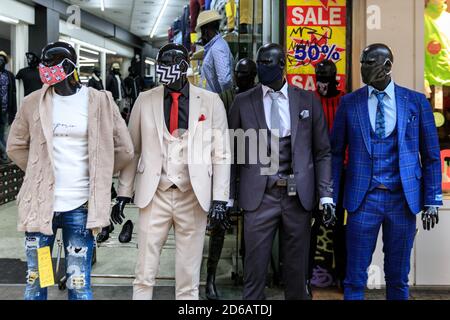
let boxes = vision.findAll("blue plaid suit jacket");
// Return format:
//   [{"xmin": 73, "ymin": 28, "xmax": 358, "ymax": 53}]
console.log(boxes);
[{"xmin": 331, "ymin": 84, "xmax": 442, "ymax": 214}]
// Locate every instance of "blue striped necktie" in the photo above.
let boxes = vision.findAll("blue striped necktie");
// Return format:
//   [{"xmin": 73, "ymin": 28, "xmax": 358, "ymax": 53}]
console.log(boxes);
[{"xmin": 373, "ymin": 90, "xmax": 387, "ymax": 138}]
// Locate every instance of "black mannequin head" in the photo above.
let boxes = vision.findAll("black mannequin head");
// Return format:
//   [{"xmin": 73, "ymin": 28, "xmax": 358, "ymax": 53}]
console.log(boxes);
[
  {"xmin": 128, "ymin": 66, "xmax": 136, "ymax": 77},
  {"xmin": 256, "ymin": 43, "xmax": 286, "ymax": 92},
  {"xmin": 360, "ymin": 43, "xmax": 393, "ymax": 91},
  {"xmin": 315, "ymin": 59, "xmax": 340, "ymax": 97},
  {"xmin": 41, "ymin": 41, "xmax": 80, "ymax": 96},
  {"xmin": 26, "ymin": 52, "xmax": 40, "ymax": 68},
  {"xmin": 93, "ymin": 67, "xmax": 101, "ymax": 78},
  {"xmin": 111, "ymin": 63, "xmax": 121, "ymax": 75},
  {"xmin": 235, "ymin": 58, "xmax": 257, "ymax": 93},
  {"xmin": 156, "ymin": 43, "xmax": 189, "ymax": 92},
  {"xmin": 0, "ymin": 52, "xmax": 8, "ymax": 71}
]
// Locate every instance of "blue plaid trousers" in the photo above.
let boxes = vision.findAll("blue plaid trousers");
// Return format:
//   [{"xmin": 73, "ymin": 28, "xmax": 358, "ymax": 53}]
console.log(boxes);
[{"xmin": 344, "ymin": 188, "xmax": 416, "ymax": 300}]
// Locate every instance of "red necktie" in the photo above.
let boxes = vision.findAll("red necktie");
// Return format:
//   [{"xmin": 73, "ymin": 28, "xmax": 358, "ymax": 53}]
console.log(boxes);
[{"xmin": 169, "ymin": 92, "xmax": 182, "ymax": 135}]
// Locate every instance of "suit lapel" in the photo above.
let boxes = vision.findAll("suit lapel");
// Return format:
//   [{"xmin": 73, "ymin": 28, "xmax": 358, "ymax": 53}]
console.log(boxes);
[
  {"xmin": 38, "ymin": 85, "xmax": 54, "ymax": 164},
  {"xmin": 356, "ymin": 86, "xmax": 372, "ymax": 156},
  {"xmin": 152, "ymin": 86, "xmax": 165, "ymax": 148},
  {"xmin": 251, "ymin": 84, "xmax": 268, "ymax": 130},
  {"xmin": 188, "ymin": 84, "xmax": 202, "ymax": 137},
  {"xmin": 288, "ymin": 86, "xmax": 300, "ymax": 150},
  {"xmin": 395, "ymin": 85, "xmax": 408, "ymax": 147}
]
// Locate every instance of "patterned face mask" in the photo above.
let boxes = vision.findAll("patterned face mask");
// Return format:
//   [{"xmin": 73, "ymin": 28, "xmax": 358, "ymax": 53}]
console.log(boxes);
[
  {"xmin": 156, "ymin": 60, "xmax": 188, "ymax": 85},
  {"xmin": 39, "ymin": 58, "xmax": 76, "ymax": 86}
]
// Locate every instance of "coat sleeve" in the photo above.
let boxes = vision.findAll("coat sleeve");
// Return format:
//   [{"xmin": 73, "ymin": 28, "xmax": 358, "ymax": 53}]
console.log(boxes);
[
  {"xmin": 117, "ymin": 93, "xmax": 143, "ymax": 198},
  {"xmin": 418, "ymin": 93, "xmax": 443, "ymax": 206},
  {"xmin": 330, "ymin": 96, "xmax": 348, "ymax": 204},
  {"xmin": 211, "ymin": 93, "xmax": 231, "ymax": 202},
  {"xmin": 6, "ymin": 99, "xmax": 30, "ymax": 171},
  {"xmin": 311, "ymin": 92, "xmax": 333, "ymax": 200},
  {"xmin": 107, "ymin": 91, "xmax": 134, "ymax": 173}
]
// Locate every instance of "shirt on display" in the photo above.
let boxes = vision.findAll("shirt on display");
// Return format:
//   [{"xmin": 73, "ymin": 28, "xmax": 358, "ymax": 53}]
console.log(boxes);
[
  {"xmin": 261, "ymin": 82, "xmax": 291, "ymax": 138},
  {"xmin": 16, "ymin": 67, "xmax": 43, "ymax": 96},
  {"xmin": 52, "ymin": 85, "xmax": 90, "ymax": 212},
  {"xmin": 368, "ymin": 80, "xmax": 397, "ymax": 136}
]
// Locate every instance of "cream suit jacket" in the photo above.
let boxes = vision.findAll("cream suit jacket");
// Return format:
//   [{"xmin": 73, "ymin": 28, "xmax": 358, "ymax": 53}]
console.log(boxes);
[{"xmin": 118, "ymin": 84, "xmax": 231, "ymax": 212}]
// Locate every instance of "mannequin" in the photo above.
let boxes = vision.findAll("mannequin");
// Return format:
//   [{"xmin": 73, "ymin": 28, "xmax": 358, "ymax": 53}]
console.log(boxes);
[
  {"xmin": 113, "ymin": 43, "xmax": 231, "ymax": 300},
  {"xmin": 124, "ymin": 66, "xmax": 144, "ymax": 109},
  {"xmin": 87, "ymin": 68, "xmax": 104, "ymax": 91},
  {"xmin": 106, "ymin": 63, "xmax": 125, "ymax": 108},
  {"xmin": 206, "ymin": 57, "xmax": 257, "ymax": 300},
  {"xmin": 7, "ymin": 41, "xmax": 134, "ymax": 300},
  {"xmin": 16, "ymin": 52, "xmax": 43, "ymax": 96},
  {"xmin": 309, "ymin": 59, "xmax": 346, "ymax": 291},
  {"xmin": 331, "ymin": 43, "xmax": 442, "ymax": 300},
  {"xmin": 0, "ymin": 51, "xmax": 17, "ymax": 163},
  {"xmin": 229, "ymin": 43, "xmax": 335, "ymax": 300}
]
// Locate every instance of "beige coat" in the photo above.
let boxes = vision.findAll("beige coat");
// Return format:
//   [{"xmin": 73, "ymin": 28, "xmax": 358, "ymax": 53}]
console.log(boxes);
[
  {"xmin": 7, "ymin": 85, "xmax": 134, "ymax": 236},
  {"xmin": 118, "ymin": 84, "xmax": 231, "ymax": 212}
]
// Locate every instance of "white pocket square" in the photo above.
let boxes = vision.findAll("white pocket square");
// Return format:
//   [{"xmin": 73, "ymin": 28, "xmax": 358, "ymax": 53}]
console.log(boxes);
[{"xmin": 299, "ymin": 110, "xmax": 310, "ymax": 119}]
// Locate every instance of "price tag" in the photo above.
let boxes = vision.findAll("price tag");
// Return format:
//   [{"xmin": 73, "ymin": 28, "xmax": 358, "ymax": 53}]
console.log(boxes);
[{"xmin": 37, "ymin": 246, "xmax": 55, "ymax": 288}]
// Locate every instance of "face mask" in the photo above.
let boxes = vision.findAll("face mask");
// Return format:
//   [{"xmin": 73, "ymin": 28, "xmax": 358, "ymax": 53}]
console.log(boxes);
[
  {"xmin": 257, "ymin": 64, "xmax": 283, "ymax": 86},
  {"xmin": 156, "ymin": 60, "xmax": 188, "ymax": 85},
  {"xmin": 39, "ymin": 58, "xmax": 76, "ymax": 86}
]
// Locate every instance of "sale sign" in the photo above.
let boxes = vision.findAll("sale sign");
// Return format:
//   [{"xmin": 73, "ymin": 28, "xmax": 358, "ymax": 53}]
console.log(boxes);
[{"xmin": 286, "ymin": 0, "xmax": 347, "ymax": 92}]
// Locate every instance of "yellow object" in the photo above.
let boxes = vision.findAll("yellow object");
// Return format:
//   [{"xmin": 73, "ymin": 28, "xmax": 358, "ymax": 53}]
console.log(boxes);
[
  {"xmin": 37, "ymin": 246, "xmax": 55, "ymax": 288},
  {"xmin": 226, "ymin": 1, "xmax": 237, "ymax": 30},
  {"xmin": 343, "ymin": 210, "xmax": 348, "ymax": 226},
  {"xmin": 434, "ymin": 112, "xmax": 445, "ymax": 127},
  {"xmin": 191, "ymin": 33, "xmax": 198, "ymax": 44}
]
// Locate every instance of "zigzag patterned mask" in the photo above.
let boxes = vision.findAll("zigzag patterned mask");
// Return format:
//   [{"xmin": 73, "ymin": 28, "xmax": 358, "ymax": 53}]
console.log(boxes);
[{"xmin": 156, "ymin": 60, "xmax": 188, "ymax": 85}]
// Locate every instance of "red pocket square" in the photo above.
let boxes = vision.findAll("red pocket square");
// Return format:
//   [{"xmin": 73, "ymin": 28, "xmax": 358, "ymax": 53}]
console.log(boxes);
[{"xmin": 199, "ymin": 114, "xmax": 206, "ymax": 122}]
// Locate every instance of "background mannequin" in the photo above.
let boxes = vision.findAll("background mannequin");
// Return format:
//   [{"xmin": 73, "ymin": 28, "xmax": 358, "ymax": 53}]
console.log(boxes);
[
  {"xmin": 0, "ymin": 51, "xmax": 16, "ymax": 163},
  {"xmin": 124, "ymin": 66, "xmax": 144, "ymax": 109},
  {"xmin": 106, "ymin": 63, "xmax": 125, "ymax": 108},
  {"xmin": 87, "ymin": 68, "xmax": 104, "ymax": 91},
  {"xmin": 16, "ymin": 52, "xmax": 43, "ymax": 96}
]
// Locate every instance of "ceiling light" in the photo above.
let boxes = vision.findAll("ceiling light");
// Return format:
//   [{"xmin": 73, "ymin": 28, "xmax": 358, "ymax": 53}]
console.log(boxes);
[
  {"xmin": 61, "ymin": 37, "xmax": 117, "ymax": 55},
  {"xmin": 145, "ymin": 59, "xmax": 155, "ymax": 65},
  {"xmin": 80, "ymin": 63, "xmax": 96, "ymax": 67},
  {"xmin": 0, "ymin": 14, "xmax": 19, "ymax": 24},
  {"xmin": 100, "ymin": 0, "xmax": 105, "ymax": 12},
  {"xmin": 150, "ymin": 0, "xmax": 169, "ymax": 38},
  {"xmin": 80, "ymin": 47, "xmax": 100, "ymax": 55}
]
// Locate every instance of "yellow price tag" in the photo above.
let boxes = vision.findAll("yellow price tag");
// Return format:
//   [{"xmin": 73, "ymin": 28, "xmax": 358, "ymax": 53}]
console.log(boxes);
[
  {"xmin": 343, "ymin": 210, "xmax": 348, "ymax": 226},
  {"xmin": 37, "ymin": 246, "xmax": 55, "ymax": 288}
]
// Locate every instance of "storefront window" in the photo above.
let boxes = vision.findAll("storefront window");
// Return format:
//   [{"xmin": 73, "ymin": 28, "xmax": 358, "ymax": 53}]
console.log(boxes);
[
  {"xmin": 424, "ymin": 0, "xmax": 450, "ymax": 198},
  {"xmin": 78, "ymin": 46, "xmax": 100, "ymax": 85}
]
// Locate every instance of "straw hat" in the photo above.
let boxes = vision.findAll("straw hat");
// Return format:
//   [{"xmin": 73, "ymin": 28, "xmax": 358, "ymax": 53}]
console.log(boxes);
[
  {"xmin": 0, "ymin": 51, "xmax": 9, "ymax": 63},
  {"xmin": 195, "ymin": 10, "xmax": 222, "ymax": 32}
]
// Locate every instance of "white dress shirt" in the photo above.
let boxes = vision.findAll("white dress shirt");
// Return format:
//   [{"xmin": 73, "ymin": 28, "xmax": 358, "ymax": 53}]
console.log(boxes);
[
  {"xmin": 262, "ymin": 82, "xmax": 291, "ymax": 137},
  {"xmin": 368, "ymin": 80, "xmax": 397, "ymax": 136}
]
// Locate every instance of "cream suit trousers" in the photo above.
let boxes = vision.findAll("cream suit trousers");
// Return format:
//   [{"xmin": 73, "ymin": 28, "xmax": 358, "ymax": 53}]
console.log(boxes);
[{"xmin": 132, "ymin": 187, "xmax": 207, "ymax": 300}]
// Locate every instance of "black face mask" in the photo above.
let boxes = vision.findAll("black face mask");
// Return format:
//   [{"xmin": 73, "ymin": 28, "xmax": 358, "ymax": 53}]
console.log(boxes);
[
  {"xmin": 257, "ymin": 64, "xmax": 283, "ymax": 86},
  {"xmin": 361, "ymin": 59, "xmax": 392, "ymax": 87}
]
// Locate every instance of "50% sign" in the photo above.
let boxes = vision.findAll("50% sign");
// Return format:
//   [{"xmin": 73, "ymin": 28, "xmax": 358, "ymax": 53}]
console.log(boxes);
[{"xmin": 294, "ymin": 43, "xmax": 341, "ymax": 64}]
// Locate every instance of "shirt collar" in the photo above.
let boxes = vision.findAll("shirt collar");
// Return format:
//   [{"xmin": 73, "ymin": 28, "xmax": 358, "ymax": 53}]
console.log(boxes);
[
  {"xmin": 368, "ymin": 80, "xmax": 395, "ymax": 100},
  {"xmin": 262, "ymin": 81, "xmax": 289, "ymax": 99},
  {"xmin": 164, "ymin": 81, "xmax": 190, "ymax": 98},
  {"xmin": 204, "ymin": 34, "xmax": 222, "ymax": 52}
]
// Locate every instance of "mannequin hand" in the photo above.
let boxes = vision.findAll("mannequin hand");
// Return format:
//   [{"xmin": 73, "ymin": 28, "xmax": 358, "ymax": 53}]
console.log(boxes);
[
  {"xmin": 111, "ymin": 197, "xmax": 131, "ymax": 225},
  {"xmin": 208, "ymin": 201, "xmax": 231, "ymax": 231},
  {"xmin": 322, "ymin": 203, "xmax": 337, "ymax": 228},
  {"xmin": 422, "ymin": 206, "xmax": 439, "ymax": 231}
]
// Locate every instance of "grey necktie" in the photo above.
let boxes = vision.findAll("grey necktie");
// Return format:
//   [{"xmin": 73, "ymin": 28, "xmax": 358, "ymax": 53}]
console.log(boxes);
[{"xmin": 268, "ymin": 92, "xmax": 282, "ymax": 135}]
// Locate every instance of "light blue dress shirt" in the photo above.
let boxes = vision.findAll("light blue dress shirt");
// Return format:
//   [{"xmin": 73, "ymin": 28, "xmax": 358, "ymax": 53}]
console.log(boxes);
[
  {"xmin": 202, "ymin": 34, "xmax": 234, "ymax": 94},
  {"xmin": 368, "ymin": 80, "xmax": 397, "ymax": 136}
]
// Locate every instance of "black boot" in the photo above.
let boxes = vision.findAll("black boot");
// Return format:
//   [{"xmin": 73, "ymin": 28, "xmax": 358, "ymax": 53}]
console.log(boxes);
[
  {"xmin": 206, "ymin": 273, "xmax": 219, "ymax": 300},
  {"xmin": 205, "ymin": 228, "xmax": 226, "ymax": 300}
]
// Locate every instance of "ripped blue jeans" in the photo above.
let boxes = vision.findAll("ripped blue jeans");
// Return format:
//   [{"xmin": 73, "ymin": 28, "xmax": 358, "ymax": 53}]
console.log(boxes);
[{"xmin": 24, "ymin": 205, "xmax": 94, "ymax": 300}]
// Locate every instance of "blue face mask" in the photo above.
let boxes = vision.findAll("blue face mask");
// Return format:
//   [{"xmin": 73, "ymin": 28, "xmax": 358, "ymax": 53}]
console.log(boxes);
[{"xmin": 257, "ymin": 64, "xmax": 284, "ymax": 86}]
